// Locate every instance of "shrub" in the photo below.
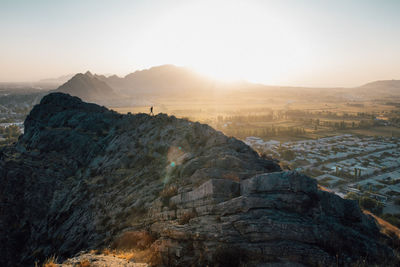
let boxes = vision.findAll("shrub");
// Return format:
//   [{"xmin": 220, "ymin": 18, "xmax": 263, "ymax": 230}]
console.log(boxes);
[
  {"xmin": 280, "ymin": 149, "xmax": 296, "ymax": 161},
  {"xmin": 359, "ymin": 196, "xmax": 383, "ymax": 215},
  {"xmin": 345, "ymin": 194, "xmax": 383, "ymax": 215},
  {"xmin": 345, "ymin": 192, "xmax": 359, "ymax": 201}
]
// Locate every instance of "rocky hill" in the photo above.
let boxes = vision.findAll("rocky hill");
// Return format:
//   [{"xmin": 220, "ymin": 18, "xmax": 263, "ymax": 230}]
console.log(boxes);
[
  {"xmin": 360, "ymin": 79, "xmax": 400, "ymax": 89},
  {"xmin": 0, "ymin": 93, "xmax": 399, "ymax": 266},
  {"xmin": 358, "ymin": 80, "xmax": 400, "ymax": 96}
]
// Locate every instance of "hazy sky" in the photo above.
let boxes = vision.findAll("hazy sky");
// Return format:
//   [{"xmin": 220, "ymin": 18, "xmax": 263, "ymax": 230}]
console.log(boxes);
[{"xmin": 1, "ymin": 0, "xmax": 399, "ymax": 86}]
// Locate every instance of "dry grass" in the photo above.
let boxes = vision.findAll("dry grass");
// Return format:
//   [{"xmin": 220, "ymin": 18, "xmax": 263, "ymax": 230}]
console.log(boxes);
[
  {"xmin": 159, "ymin": 185, "xmax": 178, "ymax": 199},
  {"xmin": 42, "ymin": 255, "xmax": 58, "ymax": 267},
  {"xmin": 78, "ymin": 260, "xmax": 91, "ymax": 267},
  {"xmin": 364, "ymin": 210, "xmax": 400, "ymax": 253},
  {"xmin": 89, "ymin": 249, "xmax": 100, "ymax": 255},
  {"xmin": 111, "ymin": 249, "xmax": 155, "ymax": 262},
  {"xmin": 106, "ymin": 230, "xmax": 162, "ymax": 265},
  {"xmin": 317, "ymin": 184, "xmax": 333, "ymax": 192},
  {"xmin": 111, "ymin": 231, "xmax": 155, "ymax": 250},
  {"xmin": 102, "ymin": 248, "xmax": 111, "ymax": 256},
  {"xmin": 101, "ymin": 248, "xmax": 161, "ymax": 266},
  {"xmin": 364, "ymin": 210, "xmax": 400, "ymax": 239}
]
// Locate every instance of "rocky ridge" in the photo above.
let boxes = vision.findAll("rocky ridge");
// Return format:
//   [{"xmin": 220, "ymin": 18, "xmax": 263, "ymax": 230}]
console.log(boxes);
[{"xmin": 0, "ymin": 93, "xmax": 398, "ymax": 266}]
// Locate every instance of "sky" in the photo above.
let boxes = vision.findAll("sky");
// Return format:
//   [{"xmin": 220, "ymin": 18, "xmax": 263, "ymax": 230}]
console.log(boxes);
[{"xmin": 0, "ymin": 0, "xmax": 399, "ymax": 87}]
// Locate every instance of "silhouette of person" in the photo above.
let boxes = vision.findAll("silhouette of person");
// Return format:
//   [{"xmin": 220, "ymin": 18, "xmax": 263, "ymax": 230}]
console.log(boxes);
[{"xmin": 150, "ymin": 106, "xmax": 154, "ymax": 116}]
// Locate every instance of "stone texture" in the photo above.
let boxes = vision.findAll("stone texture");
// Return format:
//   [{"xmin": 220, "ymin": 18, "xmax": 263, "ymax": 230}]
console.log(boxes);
[
  {"xmin": 240, "ymin": 171, "xmax": 317, "ymax": 195},
  {"xmin": 170, "ymin": 179, "xmax": 240, "ymax": 206}
]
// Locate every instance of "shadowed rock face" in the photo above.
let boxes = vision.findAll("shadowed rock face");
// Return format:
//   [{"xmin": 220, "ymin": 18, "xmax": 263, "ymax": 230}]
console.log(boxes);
[{"xmin": 0, "ymin": 93, "xmax": 397, "ymax": 266}]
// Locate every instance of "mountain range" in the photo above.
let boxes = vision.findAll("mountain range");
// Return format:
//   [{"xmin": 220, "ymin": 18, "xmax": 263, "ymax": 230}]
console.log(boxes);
[
  {"xmin": 95, "ymin": 65, "xmax": 217, "ymax": 96},
  {"xmin": 51, "ymin": 65, "xmax": 400, "ymax": 107},
  {"xmin": 54, "ymin": 71, "xmax": 119, "ymax": 105}
]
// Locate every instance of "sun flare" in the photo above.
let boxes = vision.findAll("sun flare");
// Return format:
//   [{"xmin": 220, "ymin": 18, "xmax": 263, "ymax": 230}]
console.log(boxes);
[{"xmin": 129, "ymin": 0, "xmax": 314, "ymax": 84}]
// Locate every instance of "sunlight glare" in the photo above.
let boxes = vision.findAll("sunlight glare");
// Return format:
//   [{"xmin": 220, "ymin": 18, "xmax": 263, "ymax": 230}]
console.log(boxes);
[{"xmin": 137, "ymin": 0, "xmax": 314, "ymax": 83}]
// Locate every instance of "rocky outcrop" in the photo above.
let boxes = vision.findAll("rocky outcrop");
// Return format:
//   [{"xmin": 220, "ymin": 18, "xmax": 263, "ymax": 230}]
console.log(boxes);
[
  {"xmin": 148, "ymin": 172, "xmax": 396, "ymax": 266},
  {"xmin": 0, "ymin": 93, "xmax": 398, "ymax": 266}
]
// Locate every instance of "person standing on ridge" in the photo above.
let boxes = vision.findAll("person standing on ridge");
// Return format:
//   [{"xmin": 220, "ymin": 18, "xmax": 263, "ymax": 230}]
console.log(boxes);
[{"xmin": 150, "ymin": 106, "xmax": 154, "ymax": 116}]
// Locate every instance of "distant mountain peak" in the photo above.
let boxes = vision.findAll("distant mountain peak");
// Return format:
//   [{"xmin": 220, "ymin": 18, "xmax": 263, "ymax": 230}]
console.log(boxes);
[
  {"xmin": 84, "ymin": 71, "xmax": 93, "ymax": 77},
  {"xmin": 54, "ymin": 72, "xmax": 118, "ymax": 104}
]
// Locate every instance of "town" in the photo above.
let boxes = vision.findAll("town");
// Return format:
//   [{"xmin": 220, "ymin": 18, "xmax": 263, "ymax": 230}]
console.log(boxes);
[{"xmin": 245, "ymin": 134, "xmax": 400, "ymax": 225}]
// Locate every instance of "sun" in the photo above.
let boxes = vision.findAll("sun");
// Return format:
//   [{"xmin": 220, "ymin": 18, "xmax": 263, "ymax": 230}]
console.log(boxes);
[{"xmin": 135, "ymin": 0, "xmax": 314, "ymax": 84}]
